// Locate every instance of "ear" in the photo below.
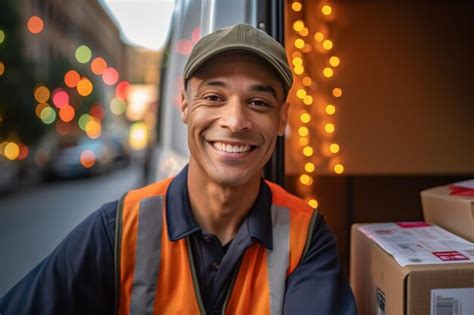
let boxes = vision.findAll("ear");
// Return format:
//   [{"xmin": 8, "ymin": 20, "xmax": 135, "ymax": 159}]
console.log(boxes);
[
  {"xmin": 277, "ymin": 101, "xmax": 290, "ymax": 136},
  {"xmin": 180, "ymin": 89, "xmax": 189, "ymax": 124}
]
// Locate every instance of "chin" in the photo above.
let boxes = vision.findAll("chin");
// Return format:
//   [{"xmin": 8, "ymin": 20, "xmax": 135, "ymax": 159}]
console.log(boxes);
[{"xmin": 209, "ymin": 167, "xmax": 260, "ymax": 188}]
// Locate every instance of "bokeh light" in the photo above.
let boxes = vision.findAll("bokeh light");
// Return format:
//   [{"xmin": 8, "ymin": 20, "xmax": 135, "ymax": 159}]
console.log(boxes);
[
  {"xmin": 176, "ymin": 39, "xmax": 194, "ymax": 55},
  {"xmin": 90, "ymin": 105, "xmax": 105, "ymax": 120},
  {"xmin": 77, "ymin": 78, "xmax": 93, "ymax": 96},
  {"xmin": 300, "ymin": 27, "xmax": 309, "ymax": 37},
  {"xmin": 296, "ymin": 88, "xmax": 307, "ymax": 99},
  {"xmin": 91, "ymin": 57, "xmax": 107, "ymax": 75},
  {"xmin": 334, "ymin": 163, "xmax": 344, "ymax": 174},
  {"xmin": 294, "ymin": 39, "xmax": 305, "ymax": 49},
  {"xmin": 75, "ymin": 45, "xmax": 92, "ymax": 64},
  {"xmin": 4, "ymin": 142, "xmax": 20, "ymax": 160},
  {"xmin": 303, "ymin": 95, "xmax": 313, "ymax": 105},
  {"xmin": 314, "ymin": 32, "xmax": 324, "ymax": 42},
  {"xmin": 80, "ymin": 150, "xmax": 95, "ymax": 168},
  {"xmin": 85, "ymin": 119, "xmax": 101, "ymax": 139},
  {"xmin": 0, "ymin": 30, "xmax": 5, "ymax": 44},
  {"xmin": 294, "ymin": 66, "xmax": 304, "ymax": 75},
  {"xmin": 64, "ymin": 70, "xmax": 80, "ymax": 88},
  {"xmin": 326, "ymin": 104, "xmax": 336, "ymax": 115},
  {"xmin": 300, "ymin": 113, "xmax": 311, "ymax": 123},
  {"xmin": 18, "ymin": 144, "xmax": 29, "ymax": 160},
  {"xmin": 308, "ymin": 199, "xmax": 319, "ymax": 208},
  {"xmin": 40, "ymin": 106, "xmax": 56, "ymax": 124},
  {"xmin": 102, "ymin": 67, "xmax": 119, "ymax": 85},
  {"xmin": 299, "ymin": 174, "xmax": 313, "ymax": 186},
  {"xmin": 59, "ymin": 105, "xmax": 75, "ymax": 122},
  {"xmin": 303, "ymin": 146, "xmax": 314, "ymax": 157},
  {"xmin": 293, "ymin": 20, "xmax": 305, "ymax": 32},
  {"xmin": 322, "ymin": 39, "xmax": 333, "ymax": 50},
  {"xmin": 302, "ymin": 76, "xmax": 312, "ymax": 86},
  {"xmin": 115, "ymin": 81, "xmax": 130, "ymax": 99},
  {"xmin": 110, "ymin": 97, "xmax": 126, "ymax": 115},
  {"xmin": 34, "ymin": 86, "xmax": 50, "ymax": 103},
  {"xmin": 79, "ymin": 114, "xmax": 91, "ymax": 131},
  {"xmin": 52, "ymin": 89, "xmax": 69, "ymax": 108},
  {"xmin": 35, "ymin": 103, "xmax": 49, "ymax": 118},
  {"xmin": 56, "ymin": 121, "xmax": 71, "ymax": 136},
  {"xmin": 332, "ymin": 88, "xmax": 343, "ymax": 98},
  {"xmin": 191, "ymin": 27, "xmax": 201, "ymax": 43},
  {"xmin": 291, "ymin": 1, "xmax": 302, "ymax": 12},
  {"xmin": 27, "ymin": 16, "xmax": 44, "ymax": 34},
  {"xmin": 298, "ymin": 126, "xmax": 309, "ymax": 137},
  {"xmin": 323, "ymin": 67, "xmax": 334, "ymax": 78},
  {"xmin": 305, "ymin": 162, "xmax": 315, "ymax": 173},
  {"xmin": 299, "ymin": 137, "xmax": 309, "ymax": 146},
  {"xmin": 324, "ymin": 123, "xmax": 335, "ymax": 133},
  {"xmin": 0, "ymin": 62, "xmax": 4, "ymax": 76},
  {"xmin": 321, "ymin": 4, "xmax": 333, "ymax": 16},
  {"xmin": 329, "ymin": 143, "xmax": 340, "ymax": 153},
  {"xmin": 129, "ymin": 122, "xmax": 148, "ymax": 150},
  {"xmin": 329, "ymin": 56, "xmax": 340, "ymax": 67}
]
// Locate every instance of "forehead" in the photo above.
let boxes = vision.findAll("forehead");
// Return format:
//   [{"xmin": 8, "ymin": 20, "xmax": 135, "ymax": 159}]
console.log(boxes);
[{"xmin": 190, "ymin": 52, "xmax": 284, "ymax": 93}]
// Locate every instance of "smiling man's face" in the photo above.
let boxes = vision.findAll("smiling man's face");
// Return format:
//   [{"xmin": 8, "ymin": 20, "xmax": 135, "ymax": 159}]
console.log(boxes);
[{"xmin": 180, "ymin": 52, "xmax": 289, "ymax": 187}]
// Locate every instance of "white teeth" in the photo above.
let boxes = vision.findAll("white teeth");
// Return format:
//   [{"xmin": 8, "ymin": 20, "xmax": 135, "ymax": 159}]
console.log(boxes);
[{"xmin": 212, "ymin": 142, "xmax": 251, "ymax": 153}]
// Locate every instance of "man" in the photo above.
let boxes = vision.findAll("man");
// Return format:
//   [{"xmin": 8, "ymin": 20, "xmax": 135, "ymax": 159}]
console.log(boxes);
[{"xmin": 0, "ymin": 24, "xmax": 357, "ymax": 314}]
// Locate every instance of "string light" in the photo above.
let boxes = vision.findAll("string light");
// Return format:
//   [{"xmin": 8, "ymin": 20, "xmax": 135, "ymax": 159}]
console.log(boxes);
[
  {"xmin": 329, "ymin": 56, "xmax": 340, "ymax": 67},
  {"xmin": 325, "ymin": 104, "xmax": 336, "ymax": 115},
  {"xmin": 329, "ymin": 143, "xmax": 340, "ymax": 153},
  {"xmin": 303, "ymin": 146, "xmax": 314, "ymax": 157},
  {"xmin": 293, "ymin": 20, "xmax": 305, "ymax": 32},
  {"xmin": 296, "ymin": 88, "xmax": 307, "ymax": 99},
  {"xmin": 322, "ymin": 39, "xmax": 333, "ymax": 50},
  {"xmin": 332, "ymin": 88, "xmax": 343, "ymax": 97},
  {"xmin": 324, "ymin": 123, "xmax": 335, "ymax": 133},
  {"xmin": 298, "ymin": 126, "xmax": 309, "ymax": 137},
  {"xmin": 303, "ymin": 95, "xmax": 313, "ymax": 105},
  {"xmin": 302, "ymin": 76, "xmax": 312, "ymax": 86},
  {"xmin": 308, "ymin": 199, "xmax": 319, "ymax": 208},
  {"xmin": 321, "ymin": 5, "xmax": 333, "ymax": 16},
  {"xmin": 314, "ymin": 32, "xmax": 324, "ymax": 42},
  {"xmin": 305, "ymin": 162, "xmax": 315, "ymax": 173},
  {"xmin": 334, "ymin": 163, "xmax": 344, "ymax": 174},
  {"xmin": 323, "ymin": 67, "xmax": 334, "ymax": 78},
  {"xmin": 291, "ymin": 1, "xmax": 302, "ymax": 12},
  {"xmin": 300, "ymin": 113, "xmax": 311, "ymax": 123},
  {"xmin": 299, "ymin": 137, "xmax": 309, "ymax": 146},
  {"xmin": 294, "ymin": 39, "xmax": 305, "ymax": 49}
]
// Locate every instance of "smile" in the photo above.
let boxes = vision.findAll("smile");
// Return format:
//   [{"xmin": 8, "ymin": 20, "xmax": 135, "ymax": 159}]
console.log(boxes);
[{"xmin": 210, "ymin": 141, "xmax": 254, "ymax": 153}]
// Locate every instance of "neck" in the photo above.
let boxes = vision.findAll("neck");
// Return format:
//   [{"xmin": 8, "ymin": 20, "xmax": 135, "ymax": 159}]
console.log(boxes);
[{"xmin": 187, "ymin": 163, "xmax": 261, "ymax": 245}]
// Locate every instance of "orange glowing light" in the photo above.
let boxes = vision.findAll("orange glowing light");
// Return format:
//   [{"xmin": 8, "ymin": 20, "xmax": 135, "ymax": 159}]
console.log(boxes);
[
  {"xmin": 329, "ymin": 56, "xmax": 340, "ymax": 67},
  {"xmin": 332, "ymin": 88, "xmax": 343, "ymax": 98},
  {"xmin": 4, "ymin": 142, "xmax": 20, "ymax": 160},
  {"xmin": 27, "ymin": 16, "xmax": 44, "ymax": 34},
  {"xmin": 34, "ymin": 86, "xmax": 50, "ymax": 103},
  {"xmin": 292, "ymin": 1, "xmax": 302, "ymax": 12},
  {"xmin": 314, "ymin": 32, "xmax": 324, "ymax": 42},
  {"xmin": 91, "ymin": 57, "xmax": 107, "ymax": 75},
  {"xmin": 64, "ymin": 70, "xmax": 80, "ymax": 88},
  {"xmin": 86, "ymin": 120, "xmax": 101, "ymax": 139},
  {"xmin": 300, "ymin": 27, "xmax": 309, "ymax": 37},
  {"xmin": 102, "ymin": 67, "xmax": 119, "ymax": 85},
  {"xmin": 80, "ymin": 150, "xmax": 96, "ymax": 168},
  {"xmin": 35, "ymin": 103, "xmax": 48, "ymax": 118},
  {"xmin": 302, "ymin": 76, "xmax": 312, "ymax": 86},
  {"xmin": 326, "ymin": 104, "xmax": 336, "ymax": 115},
  {"xmin": 18, "ymin": 144, "xmax": 29, "ymax": 160},
  {"xmin": 324, "ymin": 123, "xmax": 335, "ymax": 133},
  {"xmin": 0, "ymin": 62, "xmax": 4, "ymax": 76},
  {"xmin": 299, "ymin": 137, "xmax": 309, "ymax": 146},
  {"xmin": 59, "ymin": 105, "xmax": 75, "ymax": 122},
  {"xmin": 299, "ymin": 174, "xmax": 311, "ymax": 185},
  {"xmin": 77, "ymin": 78, "xmax": 93, "ymax": 96}
]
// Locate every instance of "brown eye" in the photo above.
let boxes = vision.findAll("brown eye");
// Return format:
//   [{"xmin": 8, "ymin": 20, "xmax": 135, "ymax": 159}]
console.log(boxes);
[
  {"xmin": 204, "ymin": 95, "xmax": 223, "ymax": 102},
  {"xmin": 249, "ymin": 100, "xmax": 270, "ymax": 108}
]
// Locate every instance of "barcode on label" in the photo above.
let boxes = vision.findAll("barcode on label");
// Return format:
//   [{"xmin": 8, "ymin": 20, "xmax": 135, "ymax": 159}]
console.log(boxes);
[{"xmin": 433, "ymin": 295, "xmax": 459, "ymax": 315}]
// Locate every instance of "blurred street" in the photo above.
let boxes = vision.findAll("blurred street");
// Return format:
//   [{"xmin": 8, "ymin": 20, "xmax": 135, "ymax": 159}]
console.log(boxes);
[{"xmin": 0, "ymin": 163, "xmax": 143, "ymax": 296}]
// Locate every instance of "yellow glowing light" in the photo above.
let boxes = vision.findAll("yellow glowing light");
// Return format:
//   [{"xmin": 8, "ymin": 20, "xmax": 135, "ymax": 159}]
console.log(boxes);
[
  {"xmin": 322, "ymin": 40, "xmax": 333, "ymax": 50},
  {"xmin": 75, "ymin": 45, "xmax": 92, "ymax": 64},
  {"xmin": 334, "ymin": 163, "xmax": 344, "ymax": 174},
  {"xmin": 329, "ymin": 143, "xmax": 340, "ymax": 153},
  {"xmin": 0, "ymin": 62, "xmax": 4, "ymax": 76},
  {"xmin": 321, "ymin": 5, "xmax": 332, "ymax": 16},
  {"xmin": 303, "ymin": 95, "xmax": 313, "ymax": 105},
  {"xmin": 302, "ymin": 76, "xmax": 312, "ymax": 86},
  {"xmin": 324, "ymin": 123, "xmax": 335, "ymax": 133},
  {"xmin": 300, "ymin": 113, "xmax": 311, "ymax": 123},
  {"xmin": 332, "ymin": 88, "xmax": 343, "ymax": 98},
  {"xmin": 329, "ymin": 56, "xmax": 340, "ymax": 67},
  {"xmin": 34, "ymin": 86, "xmax": 50, "ymax": 103},
  {"xmin": 303, "ymin": 146, "xmax": 313, "ymax": 157},
  {"xmin": 308, "ymin": 199, "xmax": 319, "ymax": 208},
  {"xmin": 296, "ymin": 89, "xmax": 307, "ymax": 99},
  {"xmin": 77, "ymin": 78, "xmax": 93, "ymax": 96},
  {"xmin": 0, "ymin": 30, "xmax": 5, "ymax": 44},
  {"xmin": 80, "ymin": 150, "xmax": 96, "ymax": 168},
  {"xmin": 4, "ymin": 142, "xmax": 20, "ymax": 160},
  {"xmin": 298, "ymin": 126, "xmax": 309, "ymax": 137},
  {"xmin": 323, "ymin": 67, "xmax": 334, "ymax": 78},
  {"xmin": 86, "ymin": 120, "xmax": 101, "ymax": 139},
  {"xmin": 294, "ymin": 66, "xmax": 304, "ymax": 75},
  {"xmin": 292, "ymin": 57, "xmax": 303, "ymax": 66},
  {"xmin": 129, "ymin": 122, "xmax": 148, "ymax": 150},
  {"xmin": 300, "ymin": 27, "xmax": 309, "ymax": 37},
  {"xmin": 314, "ymin": 32, "xmax": 324, "ymax": 42},
  {"xmin": 299, "ymin": 137, "xmax": 309, "ymax": 146},
  {"xmin": 326, "ymin": 104, "xmax": 336, "ymax": 115},
  {"xmin": 293, "ymin": 20, "xmax": 305, "ymax": 32},
  {"xmin": 292, "ymin": 1, "xmax": 302, "ymax": 12},
  {"xmin": 299, "ymin": 174, "xmax": 312, "ymax": 186},
  {"xmin": 294, "ymin": 39, "xmax": 305, "ymax": 49},
  {"xmin": 305, "ymin": 162, "xmax": 315, "ymax": 173}
]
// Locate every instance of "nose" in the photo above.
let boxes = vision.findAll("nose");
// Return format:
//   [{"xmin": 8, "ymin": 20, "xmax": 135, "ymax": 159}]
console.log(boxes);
[{"xmin": 218, "ymin": 96, "xmax": 252, "ymax": 133}]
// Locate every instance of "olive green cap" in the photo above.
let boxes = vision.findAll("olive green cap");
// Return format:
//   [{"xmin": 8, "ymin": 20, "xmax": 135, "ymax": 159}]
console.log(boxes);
[{"xmin": 183, "ymin": 23, "xmax": 293, "ymax": 95}]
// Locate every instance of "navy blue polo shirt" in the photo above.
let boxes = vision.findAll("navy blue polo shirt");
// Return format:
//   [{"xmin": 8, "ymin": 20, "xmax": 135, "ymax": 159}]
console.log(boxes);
[{"xmin": 0, "ymin": 166, "xmax": 357, "ymax": 314}]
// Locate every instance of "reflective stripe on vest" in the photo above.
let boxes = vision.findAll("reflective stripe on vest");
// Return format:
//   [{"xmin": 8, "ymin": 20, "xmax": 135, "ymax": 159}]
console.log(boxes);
[{"xmin": 115, "ymin": 178, "xmax": 317, "ymax": 315}]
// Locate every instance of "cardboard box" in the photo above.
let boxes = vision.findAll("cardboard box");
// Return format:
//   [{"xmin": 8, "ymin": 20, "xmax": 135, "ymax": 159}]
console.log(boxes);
[
  {"xmin": 421, "ymin": 183, "xmax": 474, "ymax": 242},
  {"xmin": 350, "ymin": 223, "xmax": 474, "ymax": 315}
]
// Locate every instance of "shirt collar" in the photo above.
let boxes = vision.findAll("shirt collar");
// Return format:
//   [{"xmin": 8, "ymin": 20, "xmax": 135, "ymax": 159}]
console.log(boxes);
[{"xmin": 165, "ymin": 165, "xmax": 273, "ymax": 249}]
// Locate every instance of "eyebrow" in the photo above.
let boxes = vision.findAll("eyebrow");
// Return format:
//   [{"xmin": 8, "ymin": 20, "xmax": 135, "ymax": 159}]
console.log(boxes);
[{"xmin": 197, "ymin": 80, "xmax": 278, "ymax": 99}]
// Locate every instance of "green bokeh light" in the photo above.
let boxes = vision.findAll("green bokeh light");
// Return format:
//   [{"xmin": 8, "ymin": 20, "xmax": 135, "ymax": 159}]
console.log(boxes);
[
  {"xmin": 40, "ymin": 107, "xmax": 56, "ymax": 124},
  {"xmin": 79, "ymin": 114, "xmax": 91, "ymax": 130},
  {"xmin": 0, "ymin": 30, "xmax": 5, "ymax": 44},
  {"xmin": 110, "ymin": 98, "xmax": 126, "ymax": 115},
  {"xmin": 75, "ymin": 45, "xmax": 92, "ymax": 64}
]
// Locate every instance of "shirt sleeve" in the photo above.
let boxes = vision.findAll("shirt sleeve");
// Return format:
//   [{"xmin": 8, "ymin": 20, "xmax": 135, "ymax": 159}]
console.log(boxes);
[
  {"xmin": 283, "ymin": 213, "xmax": 358, "ymax": 314},
  {"xmin": 0, "ymin": 201, "xmax": 118, "ymax": 315}
]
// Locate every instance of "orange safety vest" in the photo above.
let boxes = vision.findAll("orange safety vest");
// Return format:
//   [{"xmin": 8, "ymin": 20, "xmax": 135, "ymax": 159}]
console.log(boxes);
[{"xmin": 114, "ymin": 178, "xmax": 318, "ymax": 315}]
